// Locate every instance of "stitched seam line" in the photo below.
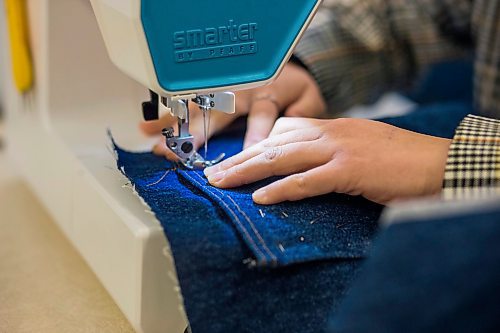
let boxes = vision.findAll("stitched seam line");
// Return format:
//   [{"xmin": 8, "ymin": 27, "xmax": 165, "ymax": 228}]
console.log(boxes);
[
  {"xmin": 196, "ymin": 174, "xmax": 371, "ymax": 263},
  {"xmin": 191, "ymin": 173, "xmax": 274, "ymax": 265},
  {"xmin": 224, "ymin": 194, "xmax": 278, "ymax": 266},
  {"xmin": 181, "ymin": 171, "xmax": 269, "ymax": 265},
  {"xmin": 192, "ymin": 173, "xmax": 277, "ymax": 265}
]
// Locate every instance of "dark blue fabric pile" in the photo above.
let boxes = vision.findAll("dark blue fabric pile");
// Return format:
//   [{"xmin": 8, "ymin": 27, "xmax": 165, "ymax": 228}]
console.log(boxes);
[
  {"xmin": 114, "ymin": 130, "xmax": 381, "ymax": 333},
  {"xmin": 379, "ymin": 101, "xmax": 474, "ymax": 138},
  {"xmin": 114, "ymin": 100, "xmax": 473, "ymax": 333},
  {"xmin": 329, "ymin": 204, "xmax": 500, "ymax": 333}
]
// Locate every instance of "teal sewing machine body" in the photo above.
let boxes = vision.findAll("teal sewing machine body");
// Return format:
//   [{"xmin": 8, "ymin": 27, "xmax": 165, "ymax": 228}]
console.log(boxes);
[
  {"xmin": 91, "ymin": 0, "xmax": 321, "ymax": 95},
  {"xmin": 141, "ymin": 0, "xmax": 320, "ymax": 93},
  {"xmin": 91, "ymin": 0, "xmax": 322, "ymax": 168}
]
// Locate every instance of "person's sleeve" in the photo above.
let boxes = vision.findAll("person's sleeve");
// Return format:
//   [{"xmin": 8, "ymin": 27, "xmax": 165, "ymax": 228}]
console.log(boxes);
[
  {"xmin": 472, "ymin": 0, "xmax": 500, "ymax": 117},
  {"xmin": 293, "ymin": 0, "xmax": 472, "ymax": 115},
  {"xmin": 443, "ymin": 115, "xmax": 500, "ymax": 200}
]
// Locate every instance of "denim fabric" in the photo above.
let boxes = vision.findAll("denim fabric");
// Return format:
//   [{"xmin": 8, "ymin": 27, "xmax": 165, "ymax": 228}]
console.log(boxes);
[
  {"xmin": 176, "ymin": 135, "xmax": 382, "ymax": 267},
  {"xmin": 131, "ymin": 100, "xmax": 473, "ymax": 269},
  {"xmin": 378, "ymin": 101, "xmax": 474, "ymax": 138},
  {"xmin": 407, "ymin": 59, "xmax": 474, "ymax": 105},
  {"xmin": 114, "ymin": 142, "xmax": 367, "ymax": 333},
  {"xmin": 114, "ymin": 98, "xmax": 475, "ymax": 332},
  {"xmin": 328, "ymin": 205, "xmax": 500, "ymax": 333},
  {"xmin": 115, "ymin": 129, "xmax": 382, "ymax": 268},
  {"xmin": 379, "ymin": 59, "xmax": 475, "ymax": 139}
]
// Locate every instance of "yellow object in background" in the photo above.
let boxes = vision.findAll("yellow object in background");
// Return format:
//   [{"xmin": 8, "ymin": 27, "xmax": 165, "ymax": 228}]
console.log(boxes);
[{"xmin": 5, "ymin": 0, "xmax": 33, "ymax": 93}]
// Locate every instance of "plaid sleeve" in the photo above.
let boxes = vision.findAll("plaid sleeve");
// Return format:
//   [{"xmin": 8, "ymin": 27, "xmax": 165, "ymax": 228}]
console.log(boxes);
[
  {"xmin": 472, "ymin": 0, "xmax": 500, "ymax": 118},
  {"xmin": 293, "ymin": 0, "xmax": 471, "ymax": 115},
  {"xmin": 443, "ymin": 115, "xmax": 500, "ymax": 200}
]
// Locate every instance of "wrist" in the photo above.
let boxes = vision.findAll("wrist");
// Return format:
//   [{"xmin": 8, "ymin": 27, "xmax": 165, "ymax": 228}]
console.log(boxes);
[{"xmin": 425, "ymin": 137, "xmax": 452, "ymax": 195}]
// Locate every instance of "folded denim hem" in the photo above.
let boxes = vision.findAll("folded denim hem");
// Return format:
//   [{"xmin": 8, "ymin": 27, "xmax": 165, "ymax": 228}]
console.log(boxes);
[
  {"xmin": 180, "ymin": 170, "xmax": 280, "ymax": 267},
  {"xmin": 177, "ymin": 168, "xmax": 381, "ymax": 268}
]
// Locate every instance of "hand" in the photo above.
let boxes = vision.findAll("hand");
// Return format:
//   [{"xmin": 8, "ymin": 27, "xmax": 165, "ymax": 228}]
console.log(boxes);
[
  {"xmin": 140, "ymin": 62, "xmax": 327, "ymax": 159},
  {"xmin": 204, "ymin": 118, "xmax": 452, "ymax": 205},
  {"xmin": 234, "ymin": 62, "xmax": 327, "ymax": 148}
]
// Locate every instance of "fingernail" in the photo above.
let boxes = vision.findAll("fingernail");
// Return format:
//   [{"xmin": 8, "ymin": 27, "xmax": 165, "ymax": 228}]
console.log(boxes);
[
  {"xmin": 252, "ymin": 189, "xmax": 268, "ymax": 204},
  {"xmin": 207, "ymin": 171, "xmax": 225, "ymax": 184},
  {"xmin": 204, "ymin": 165, "xmax": 218, "ymax": 177}
]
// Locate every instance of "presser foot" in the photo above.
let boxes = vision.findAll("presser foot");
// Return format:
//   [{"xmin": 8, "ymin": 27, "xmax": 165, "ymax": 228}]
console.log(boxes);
[
  {"xmin": 158, "ymin": 93, "xmax": 235, "ymax": 171},
  {"xmin": 180, "ymin": 151, "xmax": 225, "ymax": 170},
  {"xmin": 162, "ymin": 127, "xmax": 225, "ymax": 170}
]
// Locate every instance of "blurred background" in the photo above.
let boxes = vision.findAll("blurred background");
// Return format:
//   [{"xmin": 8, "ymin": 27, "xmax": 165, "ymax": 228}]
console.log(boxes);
[{"xmin": 0, "ymin": 2, "xmax": 134, "ymax": 331}]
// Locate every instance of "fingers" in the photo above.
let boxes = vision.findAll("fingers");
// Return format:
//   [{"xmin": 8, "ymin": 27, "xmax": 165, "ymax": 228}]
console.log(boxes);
[
  {"xmin": 284, "ymin": 87, "xmax": 326, "ymax": 118},
  {"xmin": 234, "ymin": 89, "xmax": 252, "ymax": 115},
  {"xmin": 269, "ymin": 117, "xmax": 324, "ymax": 137},
  {"xmin": 243, "ymin": 99, "xmax": 280, "ymax": 149},
  {"xmin": 205, "ymin": 141, "xmax": 327, "ymax": 188},
  {"xmin": 204, "ymin": 128, "xmax": 321, "ymax": 176},
  {"xmin": 252, "ymin": 163, "xmax": 337, "ymax": 205}
]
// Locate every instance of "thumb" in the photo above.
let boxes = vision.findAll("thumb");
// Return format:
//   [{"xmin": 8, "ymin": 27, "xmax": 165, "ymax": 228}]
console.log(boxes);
[{"xmin": 243, "ymin": 99, "xmax": 280, "ymax": 149}]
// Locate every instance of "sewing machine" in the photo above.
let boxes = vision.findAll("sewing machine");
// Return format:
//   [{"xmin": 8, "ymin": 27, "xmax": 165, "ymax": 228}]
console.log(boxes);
[
  {"xmin": 0, "ymin": 0, "xmax": 320, "ymax": 332},
  {"xmin": 91, "ymin": 0, "xmax": 322, "ymax": 169}
]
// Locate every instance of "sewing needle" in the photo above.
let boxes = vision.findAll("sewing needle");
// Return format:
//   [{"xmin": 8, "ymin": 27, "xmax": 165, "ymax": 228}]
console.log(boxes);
[{"xmin": 203, "ymin": 108, "xmax": 210, "ymax": 159}]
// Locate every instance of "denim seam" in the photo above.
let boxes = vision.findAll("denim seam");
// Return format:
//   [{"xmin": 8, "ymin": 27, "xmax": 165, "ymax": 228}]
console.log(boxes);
[
  {"xmin": 181, "ymin": 170, "xmax": 270, "ymax": 265},
  {"xmin": 221, "ymin": 190, "xmax": 278, "ymax": 266},
  {"xmin": 191, "ymin": 172, "xmax": 277, "ymax": 266}
]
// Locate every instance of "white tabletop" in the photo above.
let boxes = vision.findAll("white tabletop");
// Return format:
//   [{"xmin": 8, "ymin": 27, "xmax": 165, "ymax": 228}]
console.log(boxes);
[{"xmin": 0, "ymin": 126, "xmax": 134, "ymax": 333}]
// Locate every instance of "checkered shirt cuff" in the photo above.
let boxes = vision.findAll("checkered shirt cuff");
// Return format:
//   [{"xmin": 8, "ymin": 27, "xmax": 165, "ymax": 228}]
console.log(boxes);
[{"xmin": 443, "ymin": 115, "xmax": 500, "ymax": 200}]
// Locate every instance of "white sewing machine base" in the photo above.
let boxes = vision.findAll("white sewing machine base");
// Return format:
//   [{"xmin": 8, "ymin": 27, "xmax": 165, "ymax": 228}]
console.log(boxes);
[{"xmin": 0, "ymin": 1, "xmax": 188, "ymax": 332}]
